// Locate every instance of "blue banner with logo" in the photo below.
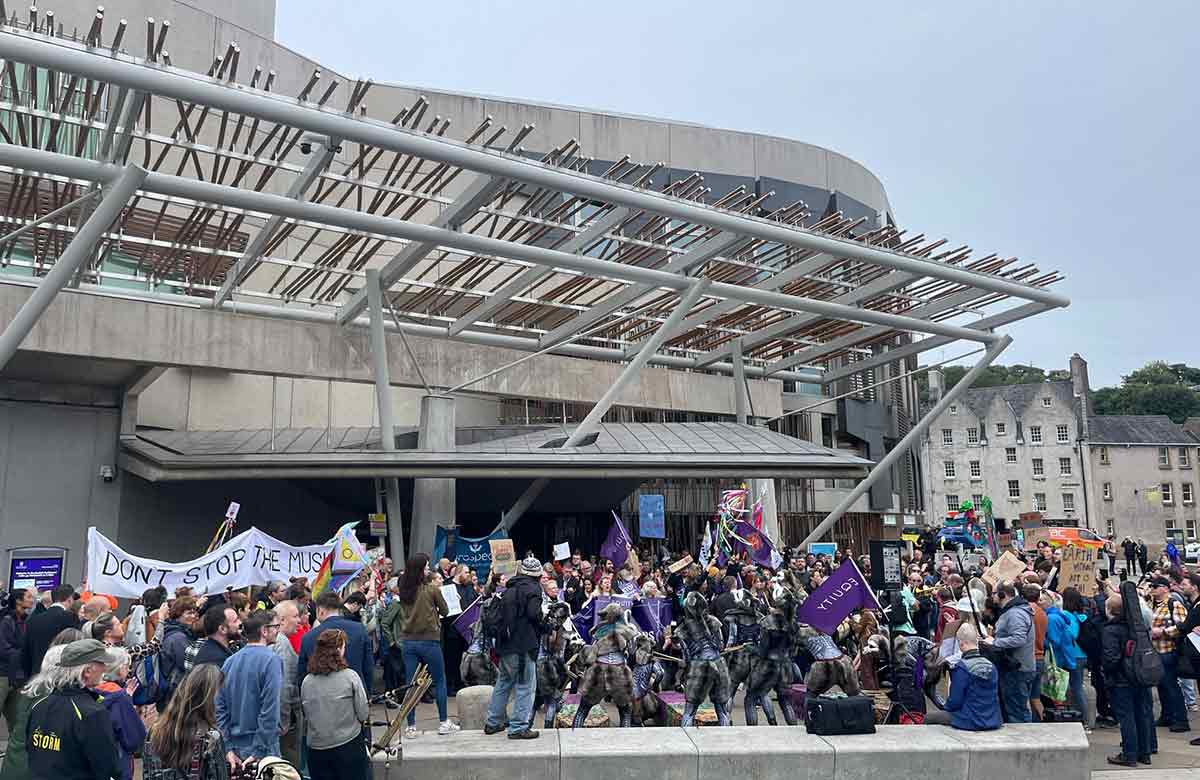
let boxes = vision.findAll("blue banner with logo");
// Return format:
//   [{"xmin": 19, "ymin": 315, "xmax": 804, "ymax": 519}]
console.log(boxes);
[
  {"xmin": 638, "ymin": 494, "xmax": 666, "ymax": 539},
  {"xmin": 433, "ymin": 527, "xmax": 508, "ymax": 578}
]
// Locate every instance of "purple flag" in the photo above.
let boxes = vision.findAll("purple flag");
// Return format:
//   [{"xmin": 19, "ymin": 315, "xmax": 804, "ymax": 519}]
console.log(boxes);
[
  {"xmin": 453, "ymin": 596, "xmax": 484, "ymax": 644},
  {"xmin": 795, "ymin": 559, "xmax": 882, "ymax": 635},
  {"xmin": 616, "ymin": 578, "xmax": 641, "ymax": 598},
  {"xmin": 572, "ymin": 599, "xmax": 596, "ymax": 643},
  {"xmin": 600, "ymin": 511, "xmax": 632, "ymax": 569},
  {"xmin": 631, "ymin": 596, "xmax": 671, "ymax": 638},
  {"xmin": 732, "ymin": 520, "xmax": 781, "ymax": 570}
]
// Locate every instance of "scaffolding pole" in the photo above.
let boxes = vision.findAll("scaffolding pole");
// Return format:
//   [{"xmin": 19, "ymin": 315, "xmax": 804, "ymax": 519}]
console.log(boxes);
[{"xmin": 366, "ymin": 268, "xmax": 406, "ymax": 564}]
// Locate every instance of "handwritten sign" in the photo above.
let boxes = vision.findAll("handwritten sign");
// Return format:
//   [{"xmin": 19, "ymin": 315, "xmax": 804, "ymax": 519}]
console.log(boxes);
[
  {"xmin": 1059, "ymin": 544, "xmax": 1097, "ymax": 596},
  {"xmin": 981, "ymin": 550, "xmax": 1027, "ymax": 589},
  {"xmin": 667, "ymin": 554, "xmax": 693, "ymax": 574},
  {"xmin": 490, "ymin": 538, "xmax": 517, "ymax": 576}
]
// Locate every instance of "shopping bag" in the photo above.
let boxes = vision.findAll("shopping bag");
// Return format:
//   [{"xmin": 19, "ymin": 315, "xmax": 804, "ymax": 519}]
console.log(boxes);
[{"xmin": 1042, "ymin": 645, "xmax": 1069, "ymax": 702}]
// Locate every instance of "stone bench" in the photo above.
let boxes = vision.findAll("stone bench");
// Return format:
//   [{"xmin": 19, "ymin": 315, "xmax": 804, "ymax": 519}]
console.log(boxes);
[{"xmin": 375, "ymin": 722, "xmax": 1087, "ymax": 780}]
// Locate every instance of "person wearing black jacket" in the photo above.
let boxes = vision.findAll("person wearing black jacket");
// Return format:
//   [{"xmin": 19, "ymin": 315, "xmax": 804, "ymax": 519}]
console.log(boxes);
[
  {"xmin": 1122, "ymin": 537, "xmax": 1138, "ymax": 575},
  {"xmin": 0, "ymin": 588, "xmax": 33, "ymax": 731},
  {"xmin": 1102, "ymin": 595, "xmax": 1155, "ymax": 767},
  {"xmin": 484, "ymin": 558, "xmax": 544, "ymax": 740},
  {"xmin": 25, "ymin": 638, "xmax": 122, "ymax": 780},
  {"xmin": 1137, "ymin": 540, "xmax": 1149, "ymax": 576},
  {"xmin": 21, "ymin": 584, "xmax": 79, "ymax": 680}
]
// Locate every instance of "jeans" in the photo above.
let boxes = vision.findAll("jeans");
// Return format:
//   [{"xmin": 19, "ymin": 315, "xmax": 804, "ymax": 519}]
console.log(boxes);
[
  {"xmin": 486, "ymin": 653, "xmax": 536, "ymax": 735},
  {"xmin": 403, "ymin": 638, "xmax": 448, "ymax": 725},
  {"xmin": 1110, "ymin": 685, "xmax": 1154, "ymax": 760},
  {"xmin": 1068, "ymin": 666, "xmax": 1093, "ymax": 727},
  {"xmin": 1000, "ymin": 670, "xmax": 1035, "ymax": 723},
  {"xmin": 1181, "ymin": 677, "xmax": 1197, "ymax": 709},
  {"xmin": 1156, "ymin": 651, "xmax": 1189, "ymax": 728}
]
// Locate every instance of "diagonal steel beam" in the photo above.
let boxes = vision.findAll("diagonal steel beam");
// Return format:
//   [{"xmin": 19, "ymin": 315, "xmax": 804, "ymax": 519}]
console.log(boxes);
[
  {"xmin": 446, "ymin": 206, "xmax": 630, "ymax": 337},
  {"xmin": 336, "ymin": 174, "xmax": 506, "ymax": 325},
  {"xmin": 213, "ymin": 136, "xmax": 341, "ymax": 305},
  {"xmin": 500, "ymin": 278, "xmax": 712, "ymax": 531},
  {"xmin": 818, "ymin": 301, "xmax": 1050, "ymax": 385},
  {"xmin": 0, "ymin": 165, "xmax": 146, "ymax": 371},
  {"xmin": 764, "ymin": 286, "xmax": 1000, "ymax": 375},
  {"xmin": 540, "ymin": 231, "xmax": 744, "ymax": 351},
  {"xmin": 0, "ymin": 32, "xmax": 1069, "ymax": 312},
  {"xmin": 802, "ymin": 333, "xmax": 1012, "ymax": 545}
]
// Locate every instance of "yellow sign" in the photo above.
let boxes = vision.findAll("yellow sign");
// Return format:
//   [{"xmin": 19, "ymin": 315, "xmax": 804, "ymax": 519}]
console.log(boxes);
[
  {"xmin": 490, "ymin": 539, "xmax": 517, "ymax": 576},
  {"xmin": 901, "ymin": 532, "xmax": 921, "ymax": 543}
]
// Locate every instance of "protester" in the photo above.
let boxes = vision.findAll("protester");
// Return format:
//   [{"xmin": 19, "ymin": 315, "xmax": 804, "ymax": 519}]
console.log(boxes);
[
  {"xmin": 0, "ymin": 588, "xmax": 34, "ymax": 732},
  {"xmin": 1149, "ymin": 576, "xmax": 1190, "ymax": 732},
  {"xmin": 298, "ymin": 592, "xmax": 373, "ymax": 695},
  {"xmin": 24, "ymin": 638, "xmax": 122, "ymax": 780},
  {"xmin": 444, "ymin": 565, "xmax": 476, "ymax": 695},
  {"xmin": 1102, "ymin": 594, "xmax": 1154, "ymax": 767},
  {"xmin": 1057, "ymin": 587, "xmax": 1095, "ymax": 728},
  {"xmin": 0, "ymin": 628, "xmax": 82, "ymax": 780},
  {"xmin": 143, "ymin": 665, "xmax": 233, "ymax": 780},
  {"xmin": 157, "ymin": 596, "xmax": 199, "ymax": 707},
  {"xmin": 301, "ymin": 629, "xmax": 369, "ymax": 780},
  {"xmin": 96, "ymin": 647, "xmax": 147, "ymax": 780},
  {"xmin": 186, "ymin": 605, "xmax": 241, "ymax": 672},
  {"xmin": 925, "ymin": 624, "xmax": 1001, "ymax": 730},
  {"xmin": 484, "ymin": 558, "xmax": 544, "ymax": 740},
  {"xmin": 272, "ymin": 600, "xmax": 302, "ymax": 765},
  {"xmin": 21, "ymin": 584, "xmax": 79, "ymax": 679},
  {"xmin": 395, "ymin": 552, "xmax": 456, "ymax": 737},
  {"xmin": 216, "ymin": 610, "xmax": 282, "ymax": 762},
  {"xmin": 1023, "ymin": 583, "xmax": 1048, "ymax": 722},
  {"xmin": 255, "ymin": 581, "xmax": 289, "ymax": 612},
  {"xmin": 982, "ymin": 581, "xmax": 1035, "ymax": 723}
]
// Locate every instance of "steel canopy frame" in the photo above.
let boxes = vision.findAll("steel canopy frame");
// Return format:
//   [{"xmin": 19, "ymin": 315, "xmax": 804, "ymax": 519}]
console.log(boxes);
[
  {"xmin": 0, "ymin": 30, "xmax": 1071, "ymax": 319},
  {"xmin": 0, "ymin": 144, "xmax": 1009, "ymax": 352}
]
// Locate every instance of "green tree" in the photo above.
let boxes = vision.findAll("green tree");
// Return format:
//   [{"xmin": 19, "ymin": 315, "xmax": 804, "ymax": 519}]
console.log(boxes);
[{"xmin": 1089, "ymin": 361, "xmax": 1200, "ymax": 423}]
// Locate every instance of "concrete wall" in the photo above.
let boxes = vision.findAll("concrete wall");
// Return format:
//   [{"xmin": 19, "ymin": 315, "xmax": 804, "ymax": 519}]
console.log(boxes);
[
  {"xmin": 921, "ymin": 383, "xmax": 1086, "ymax": 526},
  {"xmin": 0, "ymin": 398, "xmax": 123, "ymax": 586},
  {"xmin": 1086, "ymin": 443, "xmax": 1200, "ymax": 546}
]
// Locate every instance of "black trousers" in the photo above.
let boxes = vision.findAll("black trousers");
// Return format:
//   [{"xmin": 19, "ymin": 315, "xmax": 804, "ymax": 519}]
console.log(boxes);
[{"xmin": 308, "ymin": 737, "xmax": 369, "ymax": 780}]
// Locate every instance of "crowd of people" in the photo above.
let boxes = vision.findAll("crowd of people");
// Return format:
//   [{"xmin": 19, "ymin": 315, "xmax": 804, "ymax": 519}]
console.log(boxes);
[{"xmin": 0, "ymin": 525, "xmax": 1197, "ymax": 776}]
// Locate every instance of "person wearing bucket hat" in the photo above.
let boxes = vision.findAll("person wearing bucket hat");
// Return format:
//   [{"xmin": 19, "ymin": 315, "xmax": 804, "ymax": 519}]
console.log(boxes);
[{"xmin": 25, "ymin": 639, "xmax": 122, "ymax": 780}]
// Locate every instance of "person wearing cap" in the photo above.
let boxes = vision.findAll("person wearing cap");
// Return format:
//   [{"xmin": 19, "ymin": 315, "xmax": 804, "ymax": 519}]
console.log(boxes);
[
  {"xmin": 1150, "ymin": 576, "xmax": 1191, "ymax": 732},
  {"xmin": 484, "ymin": 556, "xmax": 544, "ymax": 740},
  {"xmin": 24, "ymin": 638, "xmax": 121, "ymax": 780}
]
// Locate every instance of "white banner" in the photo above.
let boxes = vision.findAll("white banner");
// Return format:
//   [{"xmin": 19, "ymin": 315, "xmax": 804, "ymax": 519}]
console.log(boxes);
[{"xmin": 86, "ymin": 526, "xmax": 331, "ymax": 599}]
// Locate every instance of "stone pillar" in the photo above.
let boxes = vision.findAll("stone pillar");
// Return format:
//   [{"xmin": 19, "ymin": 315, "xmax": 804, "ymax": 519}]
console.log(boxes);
[{"xmin": 411, "ymin": 394, "xmax": 456, "ymax": 557}]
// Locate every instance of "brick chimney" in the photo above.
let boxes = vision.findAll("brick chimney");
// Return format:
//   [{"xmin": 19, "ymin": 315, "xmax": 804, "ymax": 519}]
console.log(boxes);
[{"xmin": 1069, "ymin": 353, "xmax": 1091, "ymax": 438}]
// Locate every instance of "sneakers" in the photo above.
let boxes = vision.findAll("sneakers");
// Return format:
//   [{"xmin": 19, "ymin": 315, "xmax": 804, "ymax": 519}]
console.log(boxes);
[
  {"xmin": 437, "ymin": 721, "xmax": 461, "ymax": 736},
  {"xmin": 508, "ymin": 729, "xmax": 539, "ymax": 740},
  {"xmin": 404, "ymin": 726, "xmax": 419, "ymax": 739},
  {"xmin": 483, "ymin": 723, "xmax": 506, "ymax": 736}
]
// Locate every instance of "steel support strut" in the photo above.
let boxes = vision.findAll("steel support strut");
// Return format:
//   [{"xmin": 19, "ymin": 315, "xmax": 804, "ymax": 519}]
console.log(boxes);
[
  {"xmin": 0, "ymin": 164, "xmax": 146, "ymax": 372},
  {"xmin": 366, "ymin": 268, "xmax": 406, "ymax": 563},
  {"xmin": 500, "ymin": 279, "xmax": 712, "ymax": 530},
  {"xmin": 800, "ymin": 334, "xmax": 1013, "ymax": 546}
]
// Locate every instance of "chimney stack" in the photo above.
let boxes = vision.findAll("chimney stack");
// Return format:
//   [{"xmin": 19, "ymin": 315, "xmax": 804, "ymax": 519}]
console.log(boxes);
[
  {"xmin": 1069, "ymin": 353, "xmax": 1091, "ymax": 438},
  {"xmin": 928, "ymin": 368, "xmax": 945, "ymax": 404}
]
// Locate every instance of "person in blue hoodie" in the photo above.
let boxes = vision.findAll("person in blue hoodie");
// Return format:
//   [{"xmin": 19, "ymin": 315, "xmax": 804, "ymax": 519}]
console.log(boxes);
[
  {"xmin": 1059, "ymin": 587, "xmax": 1095, "ymax": 728},
  {"xmin": 926, "ymin": 623, "xmax": 1002, "ymax": 730},
  {"xmin": 97, "ymin": 648, "xmax": 148, "ymax": 780}
]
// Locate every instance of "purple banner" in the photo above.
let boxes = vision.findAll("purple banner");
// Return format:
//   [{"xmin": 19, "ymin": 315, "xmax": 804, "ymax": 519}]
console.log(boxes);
[
  {"xmin": 572, "ymin": 599, "xmax": 595, "ymax": 643},
  {"xmin": 733, "ymin": 520, "xmax": 781, "ymax": 570},
  {"xmin": 599, "ymin": 511, "xmax": 632, "ymax": 569},
  {"xmin": 616, "ymin": 578, "xmax": 641, "ymax": 598},
  {"xmin": 453, "ymin": 596, "xmax": 484, "ymax": 644},
  {"xmin": 795, "ymin": 560, "xmax": 882, "ymax": 634}
]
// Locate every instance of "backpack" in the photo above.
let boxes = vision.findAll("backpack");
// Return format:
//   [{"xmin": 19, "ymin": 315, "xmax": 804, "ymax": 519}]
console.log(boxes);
[
  {"xmin": 481, "ymin": 593, "xmax": 511, "ymax": 646},
  {"xmin": 1076, "ymin": 611, "xmax": 1102, "ymax": 660},
  {"xmin": 1120, "ymin": 580, "xmax": 1163, "ymax": 687},
  {"xmin": 132, "ymin": 651, "xmax": 166, "ymax": 706}
]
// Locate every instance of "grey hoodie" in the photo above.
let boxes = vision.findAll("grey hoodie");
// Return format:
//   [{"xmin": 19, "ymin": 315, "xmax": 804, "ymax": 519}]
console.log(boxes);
[{"xmin": 992, "ymin": 596, "xmax": 1035, "ymax": 673}]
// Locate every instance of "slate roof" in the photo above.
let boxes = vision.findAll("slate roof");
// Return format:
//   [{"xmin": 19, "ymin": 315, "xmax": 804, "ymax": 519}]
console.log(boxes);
[
  {"xmin": 1087, "ymin": 415, "xmax": 1200, "ymax": 445},
  {"xmin": 960, "ymin": 381, "xmax": 1075, "ymax": 420},
  {"xmin": 121, "ymin": 423, "xmax": 873, "ymax": 482}
]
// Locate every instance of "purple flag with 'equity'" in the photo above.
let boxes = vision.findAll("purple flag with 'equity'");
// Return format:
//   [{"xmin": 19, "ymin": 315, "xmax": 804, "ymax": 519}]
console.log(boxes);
[
  {"xmin": 600, "ymin": 511, "xmax": 632, "ymax": 569},
  {"xmin": 795, "ymin": 559, "xmax": 883, "ymax": 635}
]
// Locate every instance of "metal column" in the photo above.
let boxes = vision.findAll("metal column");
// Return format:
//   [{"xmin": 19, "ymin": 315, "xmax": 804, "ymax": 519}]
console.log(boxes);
[
  {"xmin": 366, "ymin": 268, "xmax": 406, "ymax": 563},
  {"xmin": 731, "ymin": 340, "xmax": 748, "ymax": 424},
  {"xmin": 801, "ymin": 334, "xmax": 1013, "ymax": 546},
  {"xmin": 0, "ymin": 164, "xmax": 146, "ymax": 372},
  {"xmin": 500, "ymin": 279, "xmax": 712, "ymax": 530}
]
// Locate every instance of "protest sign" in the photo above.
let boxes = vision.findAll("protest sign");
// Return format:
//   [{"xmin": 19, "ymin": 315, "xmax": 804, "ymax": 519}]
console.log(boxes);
[
  {"xmin": 553, "ymin": 542, "xmax": 571, "ymax": 561},
  {"xmin": 225, "ymin": 502, "xmax": 241, "ymax": 521},
  {"xmin": 1059, "ymin": 544, "xmax": 1097, "ymax": 596},
  {"xmin": 440, "ymin": 583, "xmax": 463, "ymax": 616},
  {"xmin": 86, "ymin": 526, "xmax": 329, "ymax": 599},
  {"xmin": 434, "ymin": 527, "xmax": 508, "ymax": 578},
  {"xmin": 667, "ymin": 554, "xmax": 693, "ymax": 574},
  {"xmin": 638, "ymin": 494, "xmax": 666, "ymax": 539},
  {"xmin": 981, "ymin": 550, "xmax": 1026, "ymax": 588},
  {"xmin": 795, "ymin": 560, "xmax": 881, "ymax": 634},
  {"xmin": 490, "ymin": 538, "xmax": 517, "ymax": 576},
  {"xmin": 808, "ymin": 542, "xmax": 837, "ymax": 558}
]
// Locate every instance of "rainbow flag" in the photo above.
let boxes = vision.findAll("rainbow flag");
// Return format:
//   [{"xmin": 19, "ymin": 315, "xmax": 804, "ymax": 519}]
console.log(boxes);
[
  {"xmin": 312, "ymin": 523, "xmax": 369, "ymax": 597},
  {"xmin": 311, "ymin": 550, "xmax": 335, "ymax": 597}
]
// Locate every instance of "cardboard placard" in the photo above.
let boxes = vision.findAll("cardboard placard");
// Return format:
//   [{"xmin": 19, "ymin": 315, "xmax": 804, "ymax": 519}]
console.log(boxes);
[
  {"xmin": 553, "ymin": 542, "xmax": 571, "ymax": 561},
  {"xmin": 1059, "ymin": 544, "xmax": 1097, "ymax": 596},
  {"xmin": 225, "ymin": 502, "xmax": 241, "ymax": 521},
  {"xmin": 981, "ymin": 550, "xmax": 1026, "ymax": 588},
  {"xmin": 489, "ymin": 538, "xmax": 517, "ymax": 576},
  {"xmin": 667, "ymin": 554, "xmax": 693, "ymax": 574}
]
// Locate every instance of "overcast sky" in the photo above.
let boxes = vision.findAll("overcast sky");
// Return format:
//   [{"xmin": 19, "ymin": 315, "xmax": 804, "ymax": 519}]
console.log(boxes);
[{"xmin": 276, "ymin": 1, "xmax": 1197, "ymax": 388}]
